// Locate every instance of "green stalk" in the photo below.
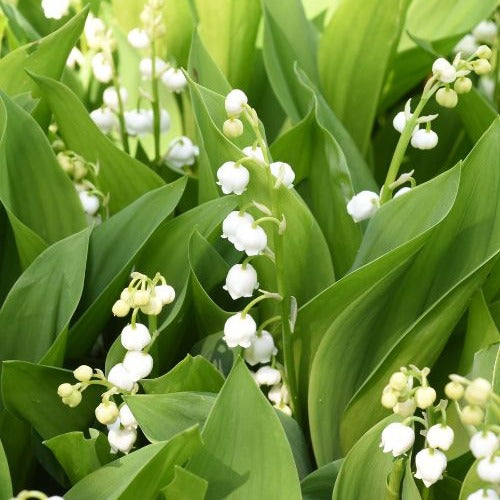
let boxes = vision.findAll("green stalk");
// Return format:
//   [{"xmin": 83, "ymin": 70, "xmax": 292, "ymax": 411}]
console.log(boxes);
[
  {"xmin": 385, "ymin": 457, "xmax": 405, "ymax": 500},
  {"xmin": 110, "ymin": 57, "xmax": 129, "ymax": 153},
  {"xmin": 151, "ymin": 38, "xmax": 162, "ymax": 165}
]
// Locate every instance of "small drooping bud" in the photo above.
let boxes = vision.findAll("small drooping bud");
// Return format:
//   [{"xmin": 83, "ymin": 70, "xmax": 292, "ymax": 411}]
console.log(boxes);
[
  {"xmin": 139, "ymin": 57, "xmax": 168, "ymax": 79},
  {"xmin": 445, "ymin": 381, "xmax": 464, "ymax": 400},
  {"xmin": 124, "ymin": 109, "xmax": 154, "ymax": 136},
  {"xmin": 476, "ymin": 45, "xmax": 492, "ymax": 60},
  {"xmin": 469, "ymin": 431, "xmax": 499, "ymax": 459},
  {"xmin": 73, "ymin": 365, "xmax": 93, "ymax": 382},
  {"xmin": 270, "ymin": 161, "xmax": 295, "ymax": 188},
  {"xmin": 165, "ymin": 136, "xmax": 199, "ymax": 168},
  {"xmin": 415, "ymin": 386, "xmax": 436, "ymax": 409},
  {"xmin": 454, "ymin": 77, "xmax": 473, "ymax": 94},
  {"xmin": 223, "ymin": 263, "xmax": 259, "ymax": 300},
  {"xmin": 454, "ymin": 34, "xmax": 478, "ymax": 58},
  {"xmin": 112, "ymin": 299, "xmax": 131, "ymax": 317},
  {"xmin": 123, "ymin": 351, "xmax": 154, "ymax": 381},
  {"xmin": 128, "ymin": 28, "xmax": 151, "ymax": 49},
  {"xmin": 95, "ymin": 401, "xmax": 119, "ymax": 425},
  {"xmin": 223, "ymin": 313, "xmax": 257, "ymax": 348},
  {"xmin": 393, "ymin": 398, "xmax": 416, "ymax": 418},
  {"xmin": 392, "ymin": 111, "xmax": 411, "ymax": 133},
  {"xmin": 411, "ymin": 129, "xmax": 438, "ymax": 150},
  {"xmin": 57, "ymin": 383, "xmax": 74, "ymax": 398},
  {"xmin": 242, "ymin": 145, "xmax": 265, "ymax": 164},
  {"xmin": 414, "ymin": 448, "xmax": 447, "ymax": 487},
  {"xmin": 435, "ymin": 88, "xmax": 458, "ymax": 108},
  {"xmin": 346, "ymin": 191, "xmax": 380, "ymax": 223},
  {"xmin": 216, "ymin": 161, "xmax": 250, "ymax": 195},
  {"xmin": 244, "ymin": 330, "xmax": 278, "ymax": 366},
  {"xmin": 389, "ymin": 371, "xmax": 408, "ymax": 391},
  {"xmin": 254, "ymin": 366, "xmax": 281, "ymax": 386},
  {"xmin": 234, "ymin": 223, "xmax": 268, "ymax": 256},
  {"xmin": 465, "ymin": 378, "xmax": 491, "ymax": 405},
  {"xmin": 132, "ymin": 290, "xmax": 150, "ymax": 307},
  {"xmin": 381, "ymin": 390, "xmax": 399, "ymax": 409},
  {"xmin": 155, "ymin": 285, "xmax": 176, "ymax": 305},
  {"xmin": 62, "ymin": 390, "xmax": 82, "ymax": 408},
  {"xmin": 121, "ymin": 323, "xmax": 152, "ymax": 351},
  {"xmin": 225, "ymin": 89, "xmax": 248, "ymax": 116},
  {"xmin": 379, "ymin": 423, "xmax": 415, "ymax": 457},
  {"xmin": 223, "ymin": 118, "xmax": 244, "ymax": 138},
  {"xmin": 426, "ymin": 424, "xmax": 454, "ymax": 451},
  {"xmin": 161, "ymin": 68, "xmax": 187, "ymax": 93},
  {"xmin": 460, "ymin": 405, "xmax": 484, "ymax": 426},
  {"xmin": 140, "ymin": 296, "xmax": 162, "ymax": 315},
  {"xmin": 472, "ymin": 59, "xmax": 492, "ymax": 76},
  {"xmin": 432, "ymin": 58, "xmax": 456, "ymax": 84}
]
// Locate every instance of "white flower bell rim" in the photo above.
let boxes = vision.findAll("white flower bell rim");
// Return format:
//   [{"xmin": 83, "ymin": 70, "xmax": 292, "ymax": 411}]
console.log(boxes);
[
  {"xmin": 426, "ymin": 424, "xmax": 454, "ymax": 451},
  {"xmin": 414, "ymin": 448, "xmax": 447, "ymax": 487},
  {"xmin": 128, "ymin": 28, "xmax": 151, "ymax": 49},
  {"xmin": 216, "ymin": 161, "xmax": 250, "ymax": 195},
  {"xmin": 108, "ymin": 426, "xmax": 137, "ymax": 454},
  {"xmin": 469, "ymin": 431, "xmax": 499, "ymax": 459},
  {"xmin": 121, "ymin": 323, "xmax": 152, "ymax": 351},
  {"xmin": 346, "ymin": 191, "xmax": 380, "ymax": 222},
  {"xmin": 244, "ymin": 330, "xmax": 278, "ymax": 366},
  {"xmin": 223, "ymin": 312, "xmax": 257, "ymax": 348},
  {"xmin": 161, "ymin": 68, "xmax": 188, "ymax": 93},
  {"xmin": 225, "ymin": 89, "xmax": 248, "ymax": 116},
  {"xmin": 222, "ymin": 211, "xmax": 254, "ymax": 243},
  {"xmin": 379, "ymin": 422, "xmax": 415, "ymax": 457},
  {"xmin": 103, "ymin": 86, "xmax": 129, "ymax": 111},
  {"xmin": 122, "ymin": 351, "xmax": 154, "ymax": 381},
  {"xmin": 41, "ymin": 0, "xmax": 70, "ymax": 19},
  {"xmin": 107, "ymin": 363, "xmax": 135, "ymax": 392},
  {"xmin": 165, "ymin": 136, "xmax": 200, "ymax": 168},
  {"xmin": 90, "ymin": 108, "xmax": 117, "ymax": 134},
  {"xmin": 234, "ymin": 223, "xmax": 268, "ymax": 256},
  {"xmin": 223, "ymin": 263, "xmax": 259, "ymax": 300}
]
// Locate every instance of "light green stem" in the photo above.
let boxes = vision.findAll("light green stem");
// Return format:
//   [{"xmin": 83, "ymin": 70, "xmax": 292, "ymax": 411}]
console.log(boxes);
[
  {"xmin": 385, "ymin": 458, "xmax": 405, "ymax": 500},
  {"xmin": 151, "ymin": 39, "xmax": 162, "ymax": 165}
]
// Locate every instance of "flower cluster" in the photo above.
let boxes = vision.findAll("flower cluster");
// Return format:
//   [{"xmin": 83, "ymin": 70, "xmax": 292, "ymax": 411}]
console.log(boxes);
[
  {"xmin": 217, "ymin": 89, "xmax": 295, "ymax": 415},
  {"xmin": 57, "ymin": 272, "xmax": 175, "ymax": 454},
  {"xmin": 379, "ymin": 366, "xmax": 500, "ymax": 495},
  {"xmin": 346, "ymin": 47, "xmax": 493, "ymax": 223}
]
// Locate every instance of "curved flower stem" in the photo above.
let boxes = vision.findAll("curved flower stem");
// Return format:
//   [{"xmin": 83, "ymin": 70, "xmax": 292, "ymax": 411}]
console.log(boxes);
[{"xmin": 144, "ymin": 314, "xmax": 158, "ymax": 353}]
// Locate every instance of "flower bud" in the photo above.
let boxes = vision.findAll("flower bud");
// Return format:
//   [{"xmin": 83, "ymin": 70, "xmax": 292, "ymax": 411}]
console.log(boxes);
[
  {"xmin": 381, "ymin": 390, "xmax": 398, "ymax": 409},
  {"xmin": 223, "ymin": 263, "xmax": 259, "ymax": 300},
  {"xmin": 477, "ymin": 455, "xmax": 500, "ymax": 483},
  {"xmin": 453, "ymin": 34, "xmax": 478, "ymax": 58},
  {"xmin": 469, "ymin": 431, "xmax": 499, "ymax": 459},
  {"xmin": 275, "ymin": 403, "xmax": 292, "ymax": 416},
  {"xmin": 225, "ymin": 89, "xmax": 248, "ymax": 116},
  {"xmin": 79, "ymin": 191, "xmax": 100, "ymax": 216},
  {"xmin": 85, "ymin": 15, "xmax": 106, "ymax": 49},
  {"xmin": 91, "ymin": 52, "xmax": 113, "ymax": 83},
  {"xmin": 165, "ymin": 136, "xmax": 199, "ymax": 168},
  {"xmin": 476, "ymin": 45, "xmax": 492, "ymax": 60},
  {"xmin": 223, "ymin": 312, "xmax": 257, "ymax": 348},
  {"xmin": 73, "ymin": 365, "xmax": 93, "ymax": 382},
  {"xmin": 107, "ymin": 363, "xmax": 135, "ymax": 391},
  {"xmin": 234, "ymin": 224, "xmax": 268, "ymax": 256},
  {"xmin": 140, "ymin": 296, "xmax": 162, "ymax": 315},
  {"xmin": 41, "ymin": 0, "xmax": 70, "ymax": 19},
  {"xmin": 472, "ymin": 20, "xmax": 497, "ymax": 45},
  {"xmin": 454, "ymin": 77, "xmax": 473, "ymax": 94},
  {"xmin": 411, "ymin": 129, "xmax": 438, "ymax": 150},
  {"xmin": 57, "ymin": 383, "xmax": 74, "ymax": 398},
  {"xmin": 242, "ymin": 145, "xmax": 265, "ymax": 164},
  {"xmin": 216, "ymin": 161, "xmax": 250, "ymax": 195},
  {"xmin": 389, "ymin": 371, "xmax": 408, "ymax": 391},
  {"xmin": 268, "ymin": 383, "xmax": 290, "ymax": 405},
  {"xmin": 112, "ymin": 299, "xmax": 131, "ymax": 317},
  {"xmin": 132, "ymin": 290, "xmax": 150, "ymax": 307},
  {"xmin": 445, "ymin": 381, "xmax": 464, "ymax": 400},
  {"xmin": 466, "ymin": 488, "xmax": 498, "ymax": 500},
  {"xmin": 460, "ymin": 405, "xmax": 484, "ymax": 426},
  {"xmin": 124, "ymin": 109, "xmax": 154, "ymax": 136},
  {"xmin": 57, "ymin": 153, "xmax": 73, "ymax": 175},
  {"xmin": 161, "ymin": 68, "xmax": 187, "ymax": 93},
  {"xmin": 435, "ymin": 88, "xmax": 458, "ymax": 108},
  {"xmin": 414, "ymin": 448, "xmax": 447, "ymax": 487},
  {"xmin": 223, "ymin": 118, "xmax": 244, "ymax": 138},
  {"xmin": 103, "ymin": 86, "xmax": 128, "ymax": 111},
  {"xmin": 393, "ymin": 398, "xmax": 416, "ymax": 418},
  {"xmin": 139, "ymin": 57, "xmax": 167, "ymax": 79},
  {"xmin": 121, "ymin": 323, "xmax": 152, "ymax": 351},
  {"xmin": 108, "ymin": 426, "xmax": 137, "ymax": 454},
  {"xmin": 95, "ymin": 401, "xmax": 119, "ymax": 425},
  {"xmin": 379, "ymin": 423, "xmax": 415, "ymax": 457},
  {"xmin": 127, "ymin": 28, "xmax": 150, "ymax": 49},
  {"xmin": 270, "ymin": 161, "xmax": 295, "ymax": 188},
  {"xmin": 123, "ymin": 351, "xmax": 154, "ymax": 381},
  {"xmin": 254, "ymin": 366, "xmax": 281, "ymax": 386},
  {"xmin": 472, "ymin": 59, "xmax": 492, "ymax": 76},
  {"xmin": 432, "ymin": 58, "xmax": 456, "ymax": 83},
  {"xmin": 120, "ymin": 288, "xmax": 134, "ymax": 304},
  {"xmin": 415, "ymin": 386, "xmax": 436, "ymax": 409},
  {"xmin": 426, "ymin": 424, "xmax": 454, "ymax": 451},
  {"xmin": 62, "ymin": 390, "xmax": 82, "ymax": 408},
  {"xmin": 222, "ymin": 211, "xmax": 254, "ymax": 243},
  {"xmin": 90, "ymin": 108, "xmax": 117, "ymax": 134},
  {"xmin": 346, "ymin": 191, "xmax": 380, "ymax": 223},
  {"xmin": 72, "ymin": 159, "xmax": 87, "ymax": 181},
  {"xmin": 155, "ymin": 285, "xmax": 175, "ymax": 305},
  {"xmin": 119, "ymin": 404, "xmax": 138, "ymax": 429},
  {"xmin": 394, "ymin": 187, "xmax": 411, "ymax": 198},
  {"xmin": 244, "ymin": 330, "xmax": 278, "ymax": 366},
  {"xmin": 392, "ymin": 111, "xmax": 412, "ymax": 133},
  {"xmin": 465, "ymin": 378, "xmax": 491, "ymax": 405}
]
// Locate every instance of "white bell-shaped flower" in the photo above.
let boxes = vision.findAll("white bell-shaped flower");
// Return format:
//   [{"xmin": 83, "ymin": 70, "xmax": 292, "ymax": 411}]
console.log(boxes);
[
  {"xmin": 268, "ymin": 383, "xmax": 290, "ymax": 405},
  {"xmin": 469, "ymin": 431, "xmax": 499, "ymax": 459},
  {"xmin": 121, "ymin": 323, "xmax": 151, "ymax": 351},
  {"xmin": 124, "ymin": 109, "xmax": 154, "ymax": 136},
  {"xmin": 225, "ymin": 89, "xmax": 248, "ymax": 116},
  {"xmin": 140, "ymin": 295, "xmax": 163, "ymax": 316},
  {"xmin": 270, "ymin": 161, "xmax": 295, "ymax": 188},
  {"xmin": 90, "ymin": 108, "xmax": 116, "ymax": 134},
  {"xmin": 92, "ymin": 53, "xmax": 113, "ymax": 83},
  {"xmin": 66, "ymin": 47, "xmax": 85, "ymax": 69},
  {"xmin": 477, "ymin": 455, "xmax": 500, "ymax": 483},
  {"xmin": 426, "ymin": 424, "xmax": 454, "ymax": 451},
  {"xmin": 473, "ymin": 20, "xmax": 498, "ymax": 45},
  {"xmin": 128, "ymin": 28, "xmax": 150, "ymax": 49},
  {"xmin": 394, "ymin": 187, "xmax": 411, "ymax": 198},
  {"xmin": 242, "ymin": 146, "xmax": 265, "ymax": 164},
  {"xmin": 411, "ymin": 129, "xmax": 438, "ymax": 150},
  {"xmin": 432, "ymin": 58, "xmax": 457, "ymax": 83},
  {"xmin": 41, "ymin": 0, "xmax": 70, "ymax": 19},
  {"xmin": 123, "ymin": 351, "xmax": 154, "ymax": 381},
  {"xmin": 467, "ymin": 488, "xmax": 499, "ymax": 500},
  {"xmin": 103, "ymin": 86, "xmax": 128, "ymax": 111},
  {"xmin": 161, "ymin": 68, "xmax": 187, "ymax": 93},
  {"xmin": 155, "ymin": 285, "xmax": 176, "ymax": 305},
  {"xmin": 159, "ymin": 109, "xmax": 171, "ymax": 133},
  {"xmin": 346, "ymin": 191, "xmax": 380, "ymax": 222},
  {"xmin": 414, "ymin": 448, "xmax": 447, "ymax": 487},
  {"xmin": 254, "ymin": 366, "xmax": 281, "ymax": 386},
  {"xmin": 85, "ymin": 15, "xmax": 106, "ymax": 49},
  {"xmin": 139, "ymin": 57, "xmax": 167, "ymax": 79},
  {"xmin": 244, "ymin": 330, "xmax": 278, "ymax": 366},
  {"xmin": 108, "ymin": 426, "xmax": 137, "ymax": 454},
  {"xmin": 223, "ymin": 263, "xmax": 259, "ymax": 300},
  {"xmin": 234, "ymin": 223, "xmax": 267, "ymax": 256},
  {"xmin": 165, "ymin": 136, "xmax": 199, "ymax": 168},
  {"xmin": 379, "ymin": 423, "xmax": 415, "ymax": 457},
  {"xmin": 216, "ymin": 161, "xmax": 250, "ymax": 195},
  {"xmin": 393, "ymin": 398, "xmax": 416, "ymax": 417},
  {"xmin": 222, "ymin": 211, "xmax": 254, "ymax": 243},
  {"xmin": 107, "ymin": 363, "xmax": 135, "ymax": 391},
  {"xmin": 223, "ymin": 313, "xmax": 257, "ymax": 348},
  {"xmin": 392, "ymin": 111, "xmax": 410, "ymax": 133},
  {"xmin": 79, "ymin": 191, "xmax": 100, "ymax": 216},
  {"xmin": 119, "ymin": 404, "xmax": 138, "ymax": 429},
  {"xmin": 95, "ymin": 401, "xmax": 119, "ymax": 425},
  {"xmin": 454, "ymin": 34, "xmax": 479, "ymax": 58}
]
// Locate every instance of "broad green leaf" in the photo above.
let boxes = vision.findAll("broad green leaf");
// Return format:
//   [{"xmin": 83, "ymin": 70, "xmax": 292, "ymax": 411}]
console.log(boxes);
[
  {"xmin": 270, "ymin": 105, "xmax": 361, "ymax": 277},
  {"xmin": 142, "ymin": 355, "xmax": 224, "ymax": 395},
  {"xmin": 195, "ymin": 0, "xmax": 261, "ymax": 89},
  {"xmin": 125, "ymin": 392, "xmax": 215, "ymax": 443},
  {"xmin": 300, "ymin": 460, "xmax": 342, "ymax": 500},
  {"xmin": 1, "ymin": 361, "xmax": 101, "ymax": 439},
  {"xmin": 32, "ymin": 75, "xmax": 165, "ymax": 214},
  {"xmin": 0, "ymin": 91, "xmax": 87, "ymax": 264},
  {"xmin": 0, "ymin": 229, "xmax": 89, "ymax": 366},
  {"xmin": 187, "ymin": 358, "xmax": 301, "ymax": 500},
  {"xmin": 44, "ymin": 429, "xmax": 114, "ymax": 485},
  {"xmin": 261, "ymin": 0, "xmax": 318, "ymax": 123},
  {"xmin": 318, "ymin": 0, "xmax": 410, "ymax": 154},
  {"xmin": 67, "ymin": 180, "xmax": 187, "ymax": 358},
  {"xmin": 161, "ymin": 466, "xmax": 208, "ymax": 500},
  {"xmin": 0, "ymin": 206, "xmax": 21, "ymax": 306},
  {"xmin": 402, "ymin": 458, "xmax": 421, "ymax": 499},
  {"xmin": 458, "ymin": 460, "xmax": 482, "ymax": 500},
  {"xmin": 0, "ymin": 439, "xmax": 12, "ymax": 500},
  {"xmin": 65, "ymin": 427, "xmax": 203, "ymax": 500}
]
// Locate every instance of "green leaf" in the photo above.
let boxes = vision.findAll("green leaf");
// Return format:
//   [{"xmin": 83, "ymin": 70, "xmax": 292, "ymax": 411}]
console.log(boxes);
[
  {"xmin": 67, "ymin": 179, "xmax": 187, "ymax": 358},
  {"xmin": 300, "ymin": 460, "xmax": 342, "ymax": 500},
  {"xmin": 1, "ymin": 361, "xmax": 101, "ymax": 439},
  {"xmin": 458, "ymin": 459, "xmax": 482, "ymax": 500},
  {"xmin": 261, "ymin": 0, "xmax": 318, "ymax": 122},
  {"xmin": 65, "ymin": 427, "xmax": 203, "ymax": 500},
  {"xmin": 187, "ymin": 358, "xmax": 301, "ymax": 499},
  {"xmin": 0, "ymin": 228, "xmax": 89, "ymax": 366},
  {"xmin": 0, "ymin": 439, "xmax": 12, "ymax": 500},
  {"xmin": 195, "ymin": 0, "xmax": 261, "ymax": 89},
  {"xmin": 142, "ymin": 355, "xmax": 224, "ymax": 395},
  {"xmin": 318, "ymin": 0, "xmax": 410, "ymax": 153},
  {"xmin": 125, "ymin": 392, "xmax": 215, "ymax": 443},
  {"xmin": 32, "ymin": 74, "xmax": 165, "ymax": 214},
  {"xmin": 0, "ymin": 91, "xmax": 87, "ymax": 266},
  {"xmin": 161, "ymin": 466, "xmax": 208, "ymax": 500},
  {"xmin": 44, "ymin": 429, "xmax": 114, "ymax": 485}
]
